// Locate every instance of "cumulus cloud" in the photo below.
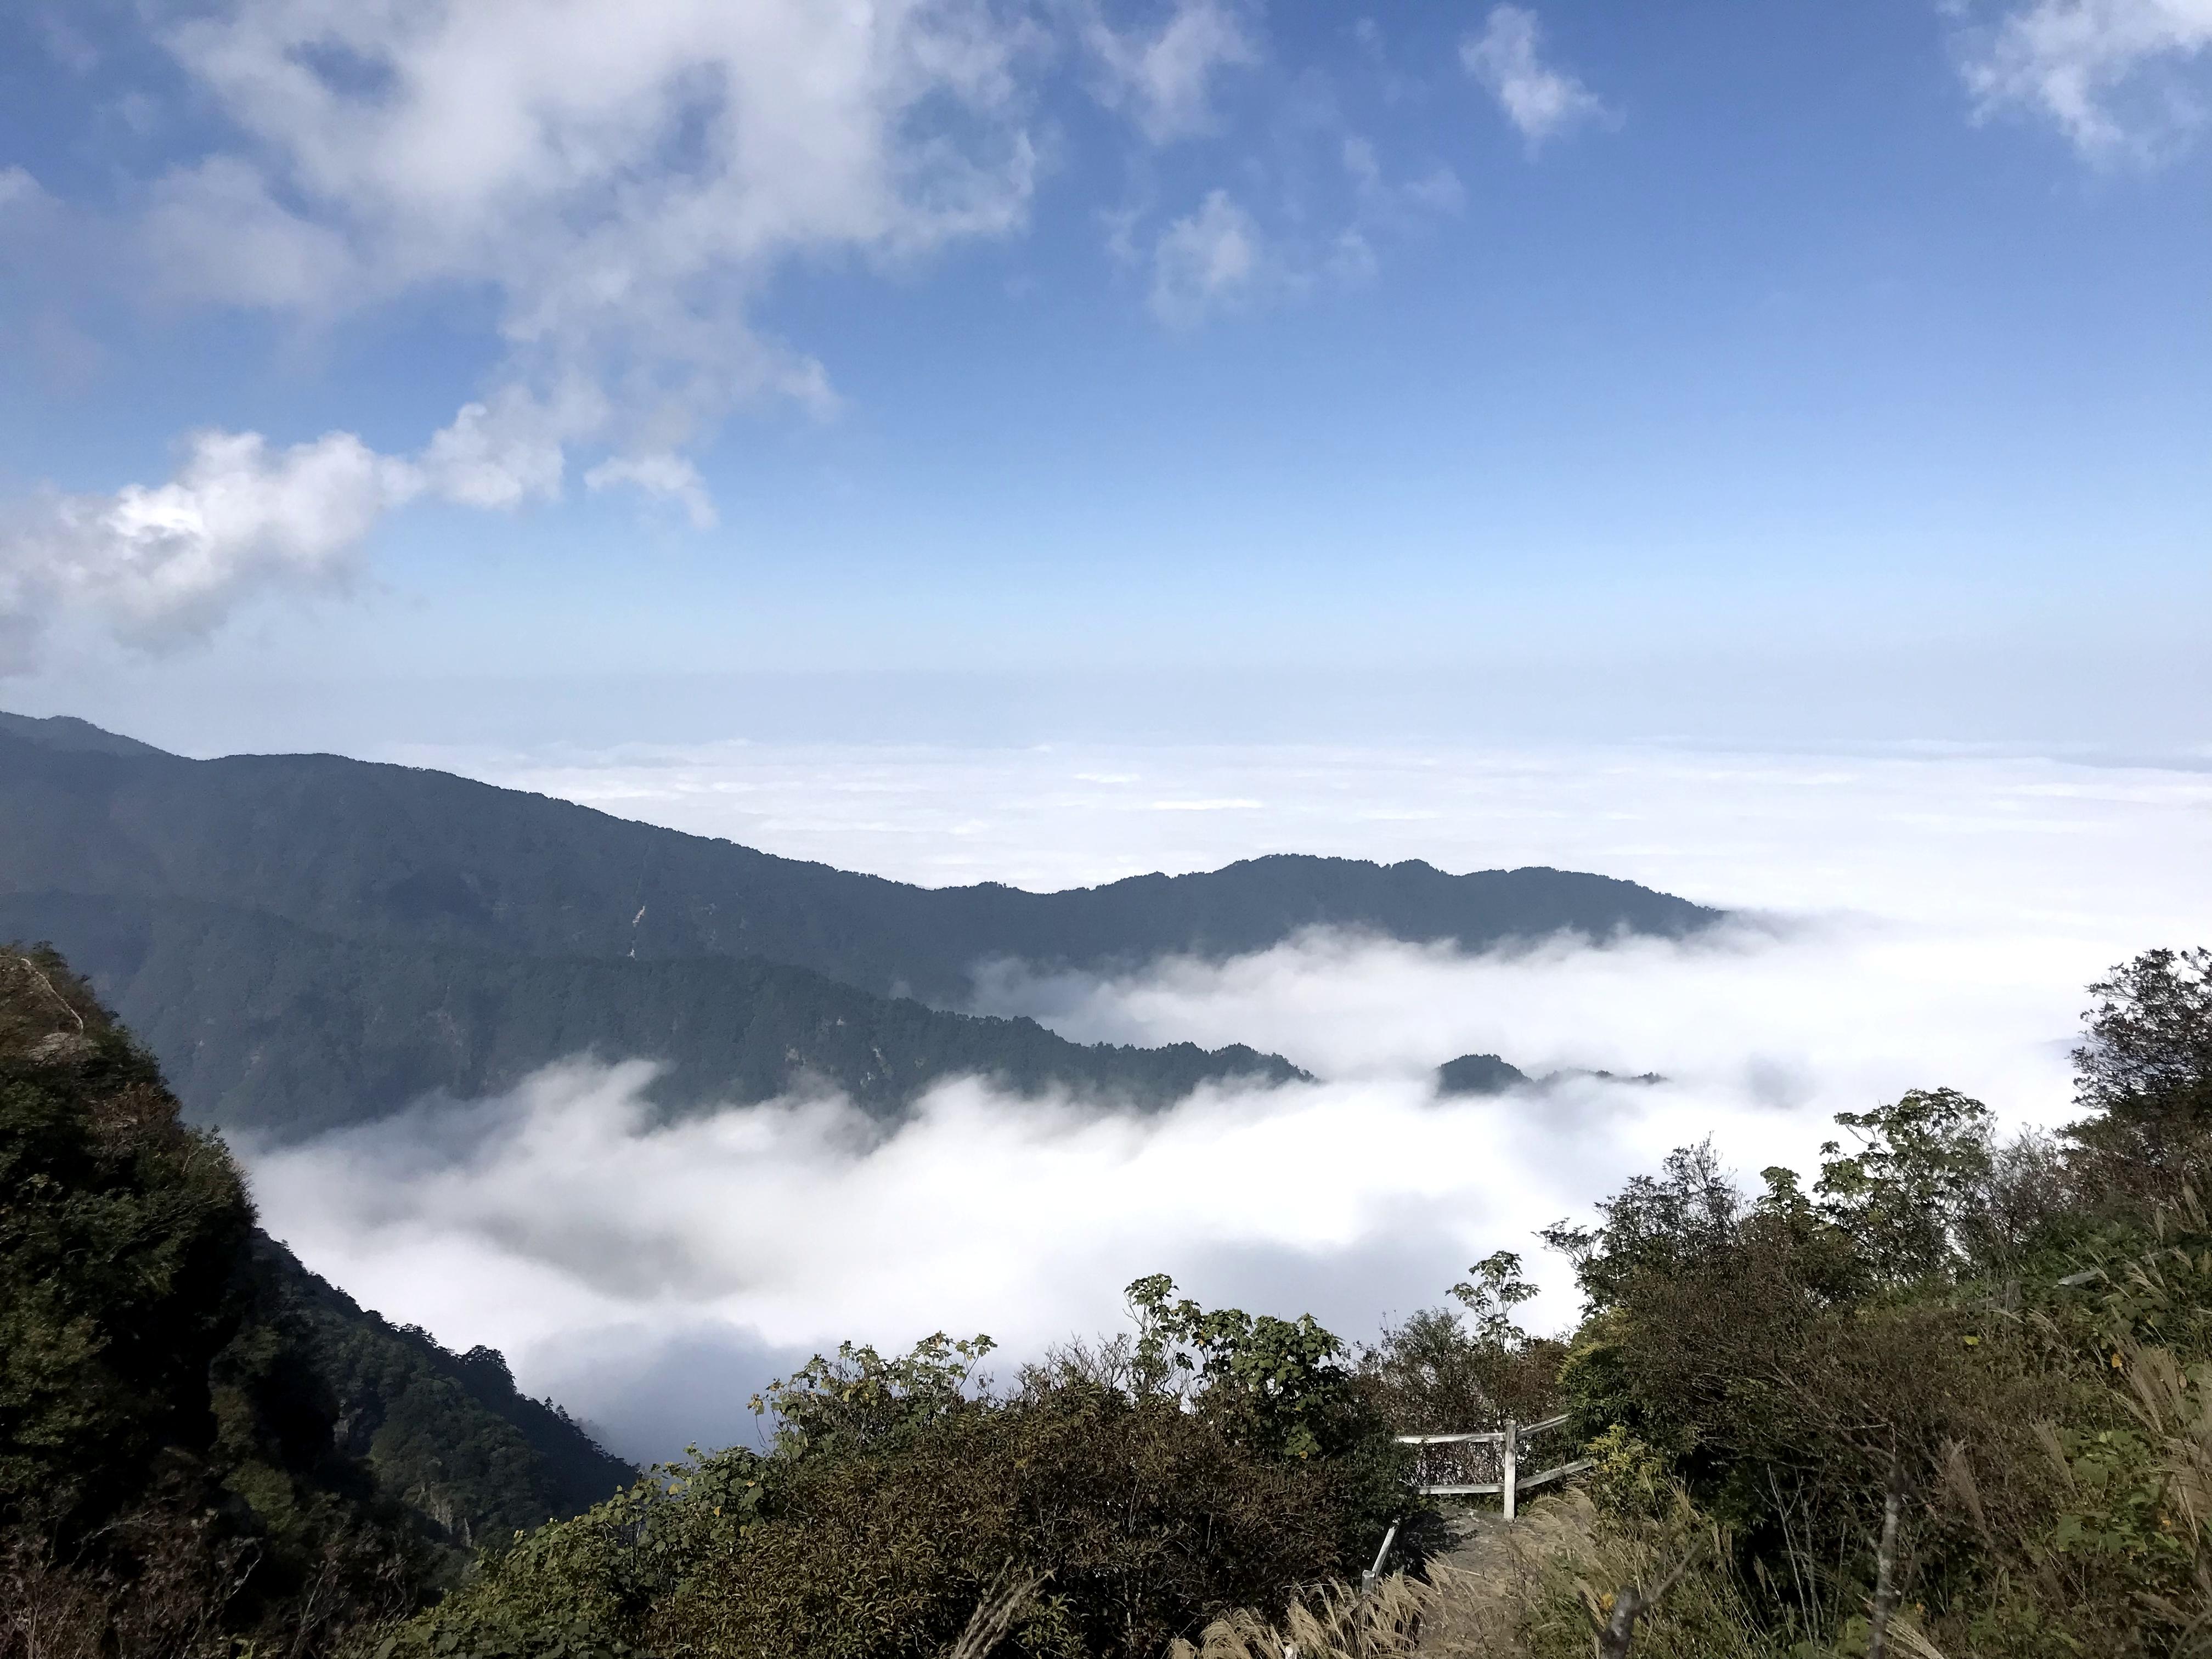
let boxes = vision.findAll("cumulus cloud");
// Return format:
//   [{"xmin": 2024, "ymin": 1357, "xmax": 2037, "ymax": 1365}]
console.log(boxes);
[
  {"xmin": 1960, "ymin": 0, "xmax": 2212, "ymax": 155},
  {"xmin": 1084, "ymin": 0, "xmax": 1259, "ymax": 142},
  {"xmin": 417, "ymin": 388, "xmax": 599, "ymax": 512},
  {"xmin": 3, "ymin": 1, "xmax": 1065, "ymax": 664},
  {"xmin": 150, "ymin": 0, "xmax": 1045, "ymax": 383},
  {"xmin": 1460, "ymin": 5, "xmax": 1613, "ymax": 150},
  {"xmin": 0, "ymin": 385, "xmax": 627, "ymax": 665},
  {"xmin": 0, "ymin": 430, "xmax": 421, "ymax": 664}
]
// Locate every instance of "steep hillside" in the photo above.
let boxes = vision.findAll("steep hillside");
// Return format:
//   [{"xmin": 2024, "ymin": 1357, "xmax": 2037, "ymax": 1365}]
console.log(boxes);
[
  {"xmin": 255, "ymin": 1235, "xmax": 633, "ymax": 1542},
  {"xmin": 0, "ymin": 946, "xmax": 631, "ymax": 1653}
]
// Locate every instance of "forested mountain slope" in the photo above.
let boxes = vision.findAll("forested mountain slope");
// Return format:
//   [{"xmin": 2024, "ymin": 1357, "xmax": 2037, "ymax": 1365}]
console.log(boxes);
[
  {"xmin": 0, "ymin": 713, "xmax": 1713, "ymax": 1137},
  {"xmin": 0, "ymin": 715, "xmax": 1720, "ymax": 1005},
  {"xmin": 255, "ymin": 1234, "xmax": 634, "ymax": 1539},
  {"xmin": 0, "ymin": 891, "xmax": 1301, "ymax": 1139},
  {"xmin": 0, "ymin": 947, "xmax": 630, "ymax": 1653}
]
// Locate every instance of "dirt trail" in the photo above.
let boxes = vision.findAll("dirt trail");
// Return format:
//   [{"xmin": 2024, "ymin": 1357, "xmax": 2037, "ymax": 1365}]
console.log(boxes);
[{"xmin": 1415, "ymin": 1509, "xmax": 1519, "ymax": 1652}]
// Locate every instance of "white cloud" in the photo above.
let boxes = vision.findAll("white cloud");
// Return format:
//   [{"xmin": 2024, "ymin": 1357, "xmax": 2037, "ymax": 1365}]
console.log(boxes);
[
  {"xmin": 0, "ymin": 430, "xmax": 422, "ymax": 665},
  {"xmin": 249, "ymin": 1054, "xmax": 1841, "ymax": 1462},
  {"xmin": 0, "ymin": 386, "xmax": 623, "ymax": 664},
  {"xmin": 150, "ymin": 0, "xmax": 1044, "ymax": 433},
  {"xmin": 1961, "ymin": 0, "xmax": 2212, "ymax": 155},
  {"xmin": 414, "ymin": 739, "xmax": 2212, "ymax": 929},
  {"xmin": 4, "ymin": 1, "xmax": 1060, "ymax": 665},
  {"xmin": 244, "ymin": 890, "xmax": 2148, "ymax": 1460},
  {"xmin": 1149, "ymin": 188, "xmax": 1268, "ymax": 324},
  {"xmin": 974, "ymin": 921, "xmax": 2083, "ymax": 1119},
  {"xmin": 1342, "ymin": 136, "xmax": 1465, "ymax": 221},
  {"xmin": 0, "ymin": 166, "xmax": 48, "ymax": 211},
  {"xmin": 1084, "ymin": 0, "xmax": 1259, "ymax": 142},
  {"xmin": 1460, "ymin": 5, "xmax": 1613, "ymax": 149},
  {"xmin": 419, "ymin": 386, "xmax": 601, "ymax": 512},
  {"xmin": 1325, "ymin": 228, "xmax": 1379, "ymax": 285},
  {"xmin": 142, "ymin": 156, "xmax": 358, "ymax": 312},
  {"xmin": 235, "ymin": 737, "xmax": 2212, "ymax": 1459},
  {"xmin": 1124, "ymin": 137, "xmax": 1452, "ymax": 329},
  {"xmin": 585, "ymin": 454, "xmax": 720, "ymax": 531}
]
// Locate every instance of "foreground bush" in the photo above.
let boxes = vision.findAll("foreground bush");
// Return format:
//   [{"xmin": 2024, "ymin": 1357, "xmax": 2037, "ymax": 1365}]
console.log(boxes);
[
  {"xmin": 383, "ymin": 1305, "xmax": 1411, "ymax": 1659},
  {"xmin": 1449, "ymin": 945, "xmax": 2212, "ymax": 1656}
]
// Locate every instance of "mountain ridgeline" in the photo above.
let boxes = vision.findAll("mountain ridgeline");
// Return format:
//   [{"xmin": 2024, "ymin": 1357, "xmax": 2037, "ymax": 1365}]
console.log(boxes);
[
  {"xmin": 0, "ymin": 891, "xmax": 1304, "ymax": 1139},
  {"xmin": 0, "ymin": 714, "xmax": 1720, "ymax": 1138}
]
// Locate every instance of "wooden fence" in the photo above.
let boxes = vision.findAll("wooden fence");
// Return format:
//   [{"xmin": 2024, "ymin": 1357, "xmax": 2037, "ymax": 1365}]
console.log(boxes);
[{"xmin": 1394, "ymin": 1413, "xmax": 1593, "ymax": 1521}]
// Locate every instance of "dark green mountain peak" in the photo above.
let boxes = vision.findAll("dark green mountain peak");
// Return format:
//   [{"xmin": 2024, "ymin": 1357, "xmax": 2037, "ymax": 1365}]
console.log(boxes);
[
  {"xmin": 1435, "ymin": 1051, "xmax": 1669, "ymax": 1096},
  {"xmin": 1435, "ymin": 1052, "xmax": 1531, "ymax": 1095}
]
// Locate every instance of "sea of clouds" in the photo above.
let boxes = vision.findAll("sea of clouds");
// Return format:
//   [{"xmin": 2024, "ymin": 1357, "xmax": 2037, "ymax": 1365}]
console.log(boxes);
[{"xmin": 246, "ymin": 740, "xmax": 2212, "ymax": 1462}]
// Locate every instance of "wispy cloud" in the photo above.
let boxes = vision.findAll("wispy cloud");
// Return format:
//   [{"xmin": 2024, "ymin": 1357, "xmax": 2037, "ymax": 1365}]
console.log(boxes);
[
  {"xmin": 1342, "ymin": 137, "xmax": 1466, "ymax": 218},
  {"xmin": 1460, "ymin": 5, "xmax": 1614, "ymax": 150},
  {"xmin": 1149, "ymin": 188, "xmax": 1271, "ymax": 325},
  {"xmin": 1142, "ymin": 138, "xmax": 1457, "ymax": 331},
  {"xmin": 1960, "ymin": 0, "xmax": 2212, "ymax": 156},
  {"xmin": 583, "ymin": 454, "xmax": 721, "ymax": 532},
  {"xmin": 1084, "ymin": 0, "xmax": 1259, "ymax": 143}
]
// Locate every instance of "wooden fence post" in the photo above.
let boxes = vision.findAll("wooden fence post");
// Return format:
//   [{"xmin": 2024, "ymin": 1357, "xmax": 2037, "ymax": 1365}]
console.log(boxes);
[{"xmin": 1502, "ymin": 1418, "xmax": 1518, "ymax": 1522}]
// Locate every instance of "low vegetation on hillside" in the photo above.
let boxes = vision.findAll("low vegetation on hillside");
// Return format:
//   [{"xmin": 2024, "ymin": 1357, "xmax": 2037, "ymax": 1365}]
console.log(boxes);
[{"xmin": 5, "ymin": 936, "xmax": 2209, "ymax": 1657}]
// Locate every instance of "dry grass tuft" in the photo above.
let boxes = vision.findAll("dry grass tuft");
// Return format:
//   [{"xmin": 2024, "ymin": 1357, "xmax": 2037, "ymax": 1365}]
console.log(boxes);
[
  {"xmin": 1173, "ymin": 1492, "xmax": 1775, "ymax": 1659},
  {"xmin": 1169, "ymin": 1572, "xmax": 1432, "ymax": 1659}
]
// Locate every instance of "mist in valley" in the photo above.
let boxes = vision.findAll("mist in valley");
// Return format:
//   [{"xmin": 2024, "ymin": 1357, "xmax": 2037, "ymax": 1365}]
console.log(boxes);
[{"xmin": 242, "ymin": 738, "xmax": 2212, "ymax": 1462}]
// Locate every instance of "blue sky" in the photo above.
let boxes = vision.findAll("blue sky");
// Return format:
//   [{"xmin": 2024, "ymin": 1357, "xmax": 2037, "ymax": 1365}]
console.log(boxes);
[{"xmin": 1, "ymin": 0, "xmax": 2207, "ymax": 750}]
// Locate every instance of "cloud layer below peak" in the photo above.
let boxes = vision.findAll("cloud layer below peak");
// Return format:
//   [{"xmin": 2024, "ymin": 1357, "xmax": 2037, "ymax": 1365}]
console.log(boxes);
[{"xmin": 234, "ymin": 737, "xmax": 2212, "ymax": 1461}]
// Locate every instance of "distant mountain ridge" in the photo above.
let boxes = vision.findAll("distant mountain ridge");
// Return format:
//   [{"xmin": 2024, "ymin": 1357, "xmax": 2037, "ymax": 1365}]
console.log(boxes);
[
  {"xmin": 0, "ymin": 710, "xmax": 169, "ymax": 758},
  {"xmin": 0, "ymin": 715, "xmax": 1721, "ymax": 1001},
  {"xmin": 0, "ymin": 713, "xmax": 1721, "ymax": 1138},
  {"xmin": 0, "ymin": 890, "xmax": 1303, "ymax": 1140}
]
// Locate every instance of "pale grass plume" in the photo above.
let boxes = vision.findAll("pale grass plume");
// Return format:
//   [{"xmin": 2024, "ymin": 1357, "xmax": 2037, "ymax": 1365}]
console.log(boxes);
[{"xmin": 1167, "ymin": 1572, "xmax": 1430, "ymax": 1659}]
